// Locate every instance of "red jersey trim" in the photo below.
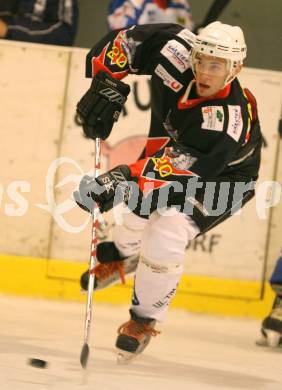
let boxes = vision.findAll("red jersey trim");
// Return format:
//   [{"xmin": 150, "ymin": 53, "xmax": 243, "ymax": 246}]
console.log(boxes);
[{"xmin": 178, "ymin": 83, "xmax": 231, "ymax": 110}]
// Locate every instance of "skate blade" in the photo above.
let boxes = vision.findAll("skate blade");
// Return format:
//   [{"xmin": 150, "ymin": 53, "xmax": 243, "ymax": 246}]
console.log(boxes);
[
  {"xmin": 256, "ymin": 333, "xmax": 268, "ymax": 346},
  {"xmin": 116, "ymin": 349, "xmax": 136, "ymax": 365},
  {"xmin": 256, "ymin": 330, "xmax": 282, "ymax": 348}
]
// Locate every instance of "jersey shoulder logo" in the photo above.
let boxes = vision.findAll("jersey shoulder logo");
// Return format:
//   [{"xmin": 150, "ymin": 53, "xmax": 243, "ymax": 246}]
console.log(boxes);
[
  {"xmin": 201, "ymin": 106, "xmax": 224, "ymax": 132},
  {"xmin": 160, "ymin": 39, "xmax": 190, "ymax": 73},
  {"xmin": 177, "ymin": 29, "xmax": 195, "ymax": 48},
  {"xmin": 154, "ymin": 64, "xmax": 183, "ymax": 92},
  {"xmin": 227, "ymin": 105, "xmax": 243, "ymax": 141}
]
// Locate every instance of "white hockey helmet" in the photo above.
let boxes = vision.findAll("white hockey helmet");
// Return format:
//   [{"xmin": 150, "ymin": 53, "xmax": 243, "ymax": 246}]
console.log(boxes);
[{"xmin": 191, "ymin": 21, "xmax": 247, "ymax": 84}]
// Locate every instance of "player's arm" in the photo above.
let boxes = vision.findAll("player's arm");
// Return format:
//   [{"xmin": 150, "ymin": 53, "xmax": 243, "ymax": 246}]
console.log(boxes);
[
  {"xmin": 4, "ymin": 0, "xmax": 78, "ymax": 46},
  {"xmin": 77, "ymin": 23, "xmax": 195, "ymax": 140},
  {"xmin": 85, "ymin": 23, "xmax": 194, "ymax": 79},
  {"xmin": 73, "ymin": 150, "xmax": 198, "ymax": 214}
]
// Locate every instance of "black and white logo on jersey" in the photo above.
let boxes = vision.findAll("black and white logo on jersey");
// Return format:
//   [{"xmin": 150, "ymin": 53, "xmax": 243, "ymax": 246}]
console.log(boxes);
[
  {"xmin": 177, "ymin": 29, "xmax": 196, "ymax": 48},
  {"xmin": 161, "ymin": 39, "xmax": 190, "ymax": 73},
  {"xmin": 155, "ymin": 64, "xmax": 183, "ymax": 92},
  {"xmin": 227, "ymin": 105, "xmax": 243, "ymax": 141}
]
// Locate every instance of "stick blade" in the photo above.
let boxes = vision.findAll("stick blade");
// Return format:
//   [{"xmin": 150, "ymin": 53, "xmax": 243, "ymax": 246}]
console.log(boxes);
[{"xmin": 80, "ymin": 343, "xmax": 90, "ymax": 369}]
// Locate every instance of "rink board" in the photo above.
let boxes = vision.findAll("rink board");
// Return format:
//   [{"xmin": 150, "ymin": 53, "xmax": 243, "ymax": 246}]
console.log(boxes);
[
  {"xmin": 0, "ymin": 254, "xmax": 275, "ymax": 319},
  {"xmin": 0, "ymin": 41, "xmax": 281, "ymax": 318}
]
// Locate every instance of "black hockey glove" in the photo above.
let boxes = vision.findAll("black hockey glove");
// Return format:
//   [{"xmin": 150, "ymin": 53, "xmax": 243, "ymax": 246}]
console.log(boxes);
[
  {"xmin": 73, "ymin": 165, "xmax": 132, "ymax": 213},
  {"xmin": 76, "ymin": 72, "xmax": 130, "ymax": 140}
]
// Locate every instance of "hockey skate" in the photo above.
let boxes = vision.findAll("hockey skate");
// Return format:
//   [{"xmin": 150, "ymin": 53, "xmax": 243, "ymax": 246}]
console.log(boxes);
[
  {"xmin": 80, "ymin": 242, "xmax": 139, "ymax": 291},
  {"xmin": 256, "ymin": 296, "xmax": 282, "ymax": 348},
  {"xmin": 116, "ymin": 310, "xmax": 160, "ymax": 364}
]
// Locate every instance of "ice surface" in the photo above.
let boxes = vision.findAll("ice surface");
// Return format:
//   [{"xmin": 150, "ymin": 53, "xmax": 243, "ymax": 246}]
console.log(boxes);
[{"xmin": 0, "ymin": 295, "xmax": 281, "ymax": 390}]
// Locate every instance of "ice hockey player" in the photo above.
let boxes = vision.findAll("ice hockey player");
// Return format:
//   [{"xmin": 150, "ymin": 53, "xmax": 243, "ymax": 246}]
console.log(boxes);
[
  {"xmin": 107, "ymin": 0, "xmax": 232, "ymax": 33},
  {"xmin": 74, "ymin": 21, "xmax": 263, "ymax": 360},
  {"xmin": 257, "ymin": 251, "xmax": 282, "ymax": 348},
  {"xmin": 0, "ymin": 0, "xmax": 78, "ymax": 46},
  {"xmin": 108, "ymin": 0, "xmax": 194, "ymax": 31}
]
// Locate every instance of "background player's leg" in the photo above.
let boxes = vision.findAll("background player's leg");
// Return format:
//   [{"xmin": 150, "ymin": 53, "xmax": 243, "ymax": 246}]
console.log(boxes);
[{"xmin": 258, "ymin": 253, "xmax": 282, "ymax": 347}]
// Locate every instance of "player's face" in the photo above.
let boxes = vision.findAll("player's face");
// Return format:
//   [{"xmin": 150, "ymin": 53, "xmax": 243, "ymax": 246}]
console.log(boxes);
[{"xmin": 193, "ymin": 53, "xmax": 230, "ymax": 97}]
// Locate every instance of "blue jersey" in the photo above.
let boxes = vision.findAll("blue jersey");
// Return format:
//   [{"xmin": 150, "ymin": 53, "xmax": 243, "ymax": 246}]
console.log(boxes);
[
  {"xmin": 108, "ymin": 0, "xmax": 193, "ymax": 31},
  {"xmin": 270, "ymin": 254, "xmax": 282, "ymax": 287},
  {"xmin": 0, "ymin": 0, "xmax": 78, "ymax": 46}
]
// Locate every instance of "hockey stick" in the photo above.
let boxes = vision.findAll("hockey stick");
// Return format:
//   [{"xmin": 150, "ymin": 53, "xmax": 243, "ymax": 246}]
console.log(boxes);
[
  {"xmin": 80, "ymin": 137, "xmax": 101, "ymax": 369},
  {"xmin": 193, "ymin": 0, "xmax": 232, "ymax": 33}
]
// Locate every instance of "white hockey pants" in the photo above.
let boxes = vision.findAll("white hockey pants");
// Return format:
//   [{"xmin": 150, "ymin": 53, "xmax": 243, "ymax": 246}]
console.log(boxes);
[{"xmin": 113, "ymin": 208, "xmax": 200, "ymax": 321}]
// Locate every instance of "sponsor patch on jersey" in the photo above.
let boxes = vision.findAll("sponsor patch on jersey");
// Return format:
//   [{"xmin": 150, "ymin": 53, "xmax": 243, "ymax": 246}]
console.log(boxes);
[
  {"xmin": 177, "ymin": 29, "xmax": 195, "ymax": 48},
  {"xmin": 160, "ymin": 39, "xmax": 190, "ymax": 73},
  {"xmin": 201, "ymin": 106, "xmax": 224, "ymax": 132},
  {"xmin": 154, "ymin": 64, "xmax": 183, "ymax": 92},
  {"xmin": 227, "ymin": 105, "xmax": 243, "ymax": 142}
]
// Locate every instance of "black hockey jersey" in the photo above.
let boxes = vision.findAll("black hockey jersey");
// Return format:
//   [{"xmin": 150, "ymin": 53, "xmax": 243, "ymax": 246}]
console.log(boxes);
[{"xmin": 85, "ymin": 23, "xmax": 262, "ymax": 182}]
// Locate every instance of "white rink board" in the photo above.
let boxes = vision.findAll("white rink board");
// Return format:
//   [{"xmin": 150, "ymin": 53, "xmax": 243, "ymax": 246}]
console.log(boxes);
[
  {"xmin": 0, "ymin": 41, "xmax": 70, "ymax": 258},
  {"xmin": 0, "ymin": 41, "xmax": 281, "ymax": 293}
]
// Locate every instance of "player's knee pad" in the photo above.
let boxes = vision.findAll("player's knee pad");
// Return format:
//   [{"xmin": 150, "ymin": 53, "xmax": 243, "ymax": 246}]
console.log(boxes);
[
  {"xmin": 139, "ymin": 255, "xmax": 183, "ymax": 275},
  {"xmin": 132, "ymin": 254, "xmax": 183, "ymax": 321}
]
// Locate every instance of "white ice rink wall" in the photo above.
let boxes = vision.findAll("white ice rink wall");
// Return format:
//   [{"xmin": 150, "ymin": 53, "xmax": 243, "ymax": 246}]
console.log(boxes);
[{"xmin": 0, "ymin": 40, "xmax": 281, "ymax": 318}]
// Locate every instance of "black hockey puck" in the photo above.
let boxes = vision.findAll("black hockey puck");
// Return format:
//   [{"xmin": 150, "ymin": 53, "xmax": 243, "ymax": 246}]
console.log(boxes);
[{"xmin": 28, "ymin": 358, "xmax": 48, "ymax": 369}]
